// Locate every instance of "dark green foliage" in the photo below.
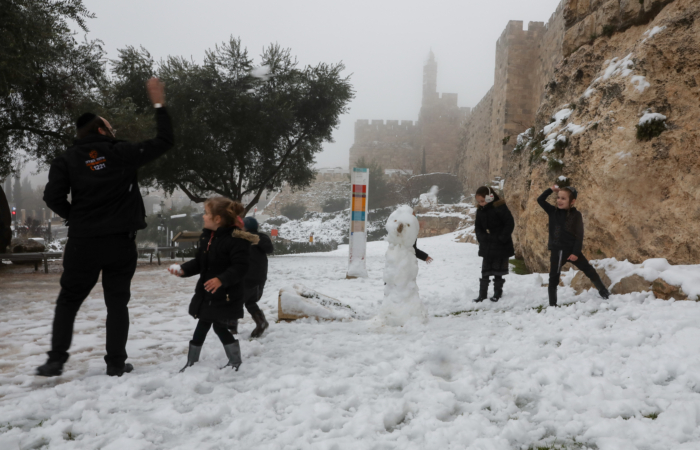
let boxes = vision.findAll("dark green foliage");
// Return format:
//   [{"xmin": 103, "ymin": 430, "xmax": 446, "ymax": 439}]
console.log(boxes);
[
  {"xmin": 548, "ymin": 157, "xmax": 564, "ymax": 172},
  {"xmin": 112, "ymin": 39, "xmax": 354, "ymax": 213},
  {"xmin": 280, "ymin": 203, "xmax": 307, "ymax": 220},
  {"xmin": 602, "ymin": 25, "xmax": 616, "ymax": 37},
  {"xmin": 591, "ymin": 122, "xmax": 599, "ymax": 130},
  {"xmin": 0, "ymin": 0, "xmax": 106, "ymax": 178},
  {"xmin": 502, "ymin": 136, "xmax": 511, "ymax": 145},
  {"xmin": 636, "ymin": 117, "xmax": 667, "ymax": 141},
  {"xmin": 509, "ymin": 259, "xmax": 530, "ymax": 275},
  {"xmin": 273, "ymin": 240, "xmax": 338, "ymax": 255},
  {"xmin": 556, "ymin": 177, "xmax": 572, "ymax": 188},
  {"xmin": 644, "ymin": 412, "xmax": 659, "ymax": 420},
  {"xmin": 322, "ymin": 197, "xmax": 349, "ymax": 212},
  {"xmin": 554, "ymin": 137, "xmax": 568, "ymax": 154},
  {"xmin": 353, "ymin": 157, "xmax": 389, "ymax": 210}
]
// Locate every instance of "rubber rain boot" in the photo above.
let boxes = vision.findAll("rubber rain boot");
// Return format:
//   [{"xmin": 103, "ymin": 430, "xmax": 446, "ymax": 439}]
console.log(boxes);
[
  {"xmin": 490, "ymin": 277, "xmax": 505, "ymax": 302},
  {"xmin": 250, "ymin": 310, "xmax": 269, "ymax": 338},
  {"xmin": 472, "ymin": 278, "xmax": 490, "ymax": 303},
  {"xmin": 222, "ymin": 341, "xmax": 242, "ymax": 371},
  {"xmin": 180, "ymin": 343, "xmax": 202, "ymax": 373}
]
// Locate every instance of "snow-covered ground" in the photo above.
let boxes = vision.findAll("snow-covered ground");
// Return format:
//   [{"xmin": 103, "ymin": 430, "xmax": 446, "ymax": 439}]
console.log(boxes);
[{"xmin": 1, "ymin": 233, "xmax": 700, "ymax": 449}]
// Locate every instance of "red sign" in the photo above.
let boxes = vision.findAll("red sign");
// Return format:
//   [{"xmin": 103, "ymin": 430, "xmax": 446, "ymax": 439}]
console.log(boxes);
[{"xmin": 271, "ymin": 229, "xmax": 279, "ymax": 237}]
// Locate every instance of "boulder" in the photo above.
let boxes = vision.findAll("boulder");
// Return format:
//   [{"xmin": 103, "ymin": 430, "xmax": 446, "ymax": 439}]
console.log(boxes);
[
  {"xmin": 651, "ymin": 278, "xmax": 688, "ymax": 300},
  {"xmin": 278, "ymin": 284, "xmax": 355, "ymax": 321},
  {"xmin": 570, "ymin": 268, "xmax": 611, "ymax": 295},
  {"xmin": 10, "ymin": 238, "xmax": 45, "ymax": 253},
  {"xmin": 611, "ymin": 274, "xmax": 652, "ymax": 295}
]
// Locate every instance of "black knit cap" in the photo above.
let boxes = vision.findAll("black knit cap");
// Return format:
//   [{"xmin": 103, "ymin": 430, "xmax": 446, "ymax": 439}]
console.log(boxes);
[
  {"xmin": 564, "ymin": 186, "xmax": 578, "ymax": 199},
  {"xmin": 76, "ymin": 112, "xmax": 97, "ymax": 129}
]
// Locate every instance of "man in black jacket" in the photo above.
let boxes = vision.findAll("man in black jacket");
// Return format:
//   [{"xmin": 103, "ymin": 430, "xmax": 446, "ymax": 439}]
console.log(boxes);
[
  {"xmin": 37, "ymin": 78, "xmax": 174, "ymax": 377},
  {"xmin": 242, "ymin": 217, "xmax": 274, "ymax": 338}
]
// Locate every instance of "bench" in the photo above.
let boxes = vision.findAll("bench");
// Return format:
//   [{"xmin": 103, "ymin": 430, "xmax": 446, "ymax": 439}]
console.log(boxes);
[
  {"xmin": 137, "ymin": 246, "xmax": 183, "ymax": 265},
  {"xmin": 0, "ymin": 252, "xmax": 64, "ymax": 273}
]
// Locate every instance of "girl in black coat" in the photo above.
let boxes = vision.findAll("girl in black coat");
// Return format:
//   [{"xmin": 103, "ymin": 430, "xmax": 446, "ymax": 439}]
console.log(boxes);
[
  {"xmin": 168, "ymin": 197, "xmax": 259, "ymax": 372},
  {"xmin": 473, "ymin": 186, "xmax": 515, "ymax": 302},
  {"xmin": 538, "ymin": 185, "xmax": 610, "ymax": 306}
]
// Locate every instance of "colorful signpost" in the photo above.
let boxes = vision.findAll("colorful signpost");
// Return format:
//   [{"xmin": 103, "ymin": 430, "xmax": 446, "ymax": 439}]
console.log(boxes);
[{"xmin": 347, "ymin": 168, "xmax": 369, "ymax": 278}]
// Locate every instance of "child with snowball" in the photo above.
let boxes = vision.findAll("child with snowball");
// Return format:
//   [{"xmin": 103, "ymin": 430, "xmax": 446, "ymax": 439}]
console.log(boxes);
[
  {"xmin": 168, "ymin": 197, "xmax": 258, "ymax": 371},
  {"xmin": 538, "ymin": 185, "xmax": 610, "ymax": 307}
]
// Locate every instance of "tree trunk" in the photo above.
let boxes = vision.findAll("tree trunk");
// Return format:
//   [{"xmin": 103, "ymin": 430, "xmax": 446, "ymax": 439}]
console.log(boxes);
[{"xmin": 0, "ymin": 183, "xmax": 12, "ymax": 253}]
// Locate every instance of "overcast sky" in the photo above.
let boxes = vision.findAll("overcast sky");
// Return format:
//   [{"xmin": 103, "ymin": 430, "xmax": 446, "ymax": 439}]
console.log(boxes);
[{"xmin": 27, "ymin": 0, "xmax": 562, "ymax": 184}]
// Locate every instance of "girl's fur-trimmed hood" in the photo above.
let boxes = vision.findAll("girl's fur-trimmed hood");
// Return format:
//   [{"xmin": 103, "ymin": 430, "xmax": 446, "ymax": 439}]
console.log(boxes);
[{"xmin": 232, "ymin": 229, "xmax": 260, "ymax": 244}]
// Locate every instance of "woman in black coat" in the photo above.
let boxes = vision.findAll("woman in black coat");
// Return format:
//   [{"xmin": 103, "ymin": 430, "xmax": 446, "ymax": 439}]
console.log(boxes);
[
  {"xmin": 242, "ymin": 217, "xmax": 274, "ymax": 338},
  {"xmin": 169, "ymin": 197, "xmax": 258, "ymax": 372},
  {"xmin": 473, "ymin": 186, "xmax": 515, "ymax": 302}
]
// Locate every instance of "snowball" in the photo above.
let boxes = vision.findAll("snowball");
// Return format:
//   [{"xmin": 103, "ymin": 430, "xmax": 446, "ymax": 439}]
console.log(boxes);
[{"xmin": 169, "ymin": 264, "xmax": 181, "ymax": 272}]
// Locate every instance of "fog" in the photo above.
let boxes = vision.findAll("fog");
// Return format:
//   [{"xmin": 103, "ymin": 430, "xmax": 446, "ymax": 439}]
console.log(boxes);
[{"xmin": 25, "ymin": 0, "xmax": 562, "ymax": 184}]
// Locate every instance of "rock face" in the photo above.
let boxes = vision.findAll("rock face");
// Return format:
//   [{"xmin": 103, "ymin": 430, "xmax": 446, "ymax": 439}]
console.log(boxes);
[
  {"xmin": 611, "ymin": 274, "xmax": 652, "ymax": 295},
  {"xmin": 651, "ymin": 278, "xmax": 688, "ymax": 300},
  {"xmin": 570, "ymin": 268, "xmax": 611, "ymax": 294},
  {"xmin": 505, "ymin": 0, "xmax": 700, "ymax": 272}
]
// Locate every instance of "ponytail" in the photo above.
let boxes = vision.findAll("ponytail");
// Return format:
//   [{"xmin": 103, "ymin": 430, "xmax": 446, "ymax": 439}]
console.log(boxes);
[{"xmin": 204, "ymin": 197, "xmax": 244, "ymax": 227}]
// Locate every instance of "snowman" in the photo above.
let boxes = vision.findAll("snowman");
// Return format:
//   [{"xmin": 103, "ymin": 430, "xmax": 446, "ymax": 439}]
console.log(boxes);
[{"xmin": 379, "ymin": 205, "xmax": 428, "ymax": 326}]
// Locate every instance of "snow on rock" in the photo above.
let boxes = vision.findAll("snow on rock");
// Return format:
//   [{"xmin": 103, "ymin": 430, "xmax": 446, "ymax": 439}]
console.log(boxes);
[
  {"xmin": 380, "ymin": 205, "xmax": 427, "ymax": 326},
  {"xmin": 639, "ymin": 111, "xmax": 667, "ymax": 125},
  {"xmin": 419, "ymin": 185, "xmax": 439, "ymax": 207},
  {"xmin": 642, "ymin": 25, "xmax": 667, "ymax": 42}
]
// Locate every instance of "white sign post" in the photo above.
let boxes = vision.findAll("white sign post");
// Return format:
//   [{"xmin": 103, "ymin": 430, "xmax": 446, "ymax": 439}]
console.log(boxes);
[{"xmin": 347, "ymin": 168, "xmax": 369, "ymax": 278}]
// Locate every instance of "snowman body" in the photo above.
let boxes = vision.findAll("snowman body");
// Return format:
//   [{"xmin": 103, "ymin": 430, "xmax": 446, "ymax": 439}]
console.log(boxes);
[{"xmin": 380, "ymin": 205, "xmax": 427, "ymax": 326}]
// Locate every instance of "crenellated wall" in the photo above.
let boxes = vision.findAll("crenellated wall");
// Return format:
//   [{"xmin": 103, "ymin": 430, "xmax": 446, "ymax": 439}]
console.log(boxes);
[{"xmin": 457, "ymin": 1, "xmax": 567, "ymax": 193}]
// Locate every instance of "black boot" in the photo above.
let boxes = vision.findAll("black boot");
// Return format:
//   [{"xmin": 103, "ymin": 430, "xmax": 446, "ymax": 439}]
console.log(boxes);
[
  {"xmin": 490, "ymin": 276, "xmax": 505, "ymax": 302},
  {"xmin": 36, "ymin": 354, "xmax": 69, "ymax": 377},
  {"xmin": 36, "ymin": 360, "xmax": 64, "ymax": 377},
  {"xmin": 548, "ymin": 285, "xmax": 558, "ymax": 307},
  {"xmin": 106, "ymin": 363, "xmax": 133, "ymax": 377},
  {"xmin": 473, "ymin": 277, "xmax": 490, "ymax": 303},
  {"xmin": 589, "ymin": 272, "xmax": 611, "ymax": 299},
  {"xmin": 222, "ymin": 341, "xmax": 242, "ymax": 371},
  {"xmin": 180, "ymin": 343, "xmax": 202, "ymax": 373},
  {"xmin": 250, "ymin": 310, "xmax": 269, "ymax": 338}
]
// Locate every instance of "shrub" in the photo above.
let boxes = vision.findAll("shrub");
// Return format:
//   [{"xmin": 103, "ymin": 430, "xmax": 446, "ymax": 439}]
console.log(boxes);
[
  {"xmin": 502, "ymin": 136, "xmax": 511, "ymax": 145},
  {"xmin": 636, "ymin": 117, "xmax": 667, "ymax": 141},
  {"xmin": 273, "ymin": 241, "xmax": 338, "ymax": 255},
  {"xmin": 602, "ymin": 25, "xmax": 616, "ymax": 37},
  {"xmin": 280, "ymin": 203, "xmax": 307, "ymax": 220},
  {"xmin": 590, "ymin": 122, "xmax": 599, "ymax": 130},
  {"xmin": 322, "ymin": 197, "xmax": 349, "ymax": 213},
  {"xmin": 547, "ymin": 157, "xmax": 564, "ymax": 172},
  {"xmin": 553, "ymin": 137, "xmax": 568, "ymax": 154},
  {"xmin": 266, "ymin": 216, "xmax": 289, "ymax": 226}
]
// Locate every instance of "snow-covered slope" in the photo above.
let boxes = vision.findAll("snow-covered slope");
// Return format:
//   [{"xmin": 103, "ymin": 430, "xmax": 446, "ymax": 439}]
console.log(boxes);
[{"xmin": 1, "ymin": 234, "xmax": 699, "ymax": 449}]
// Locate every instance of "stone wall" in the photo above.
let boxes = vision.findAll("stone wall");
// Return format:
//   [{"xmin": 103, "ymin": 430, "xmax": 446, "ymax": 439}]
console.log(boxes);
[
  {"xmin": 348, "ymin": 120, "xmax": 421, "ymax": 173},
  {"xmin": 504, "ymin": 0, "xmax": 699, "ymax": 271},
  {"xmin": 264, "ymin": 172, "xmax": 350, "ymax": 217},
  {"xmin": 457, "ymin": 2, "xmax": 567, "ymax": 194},
  {"xmin": 349, "ymin": 52, "xmax": 470, "ymax": 174}
]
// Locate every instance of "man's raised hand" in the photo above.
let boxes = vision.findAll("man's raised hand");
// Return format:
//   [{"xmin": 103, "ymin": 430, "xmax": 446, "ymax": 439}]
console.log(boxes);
[{"xmin": 147, "ymin": 77, "xmax": 165, "ymax": 106}]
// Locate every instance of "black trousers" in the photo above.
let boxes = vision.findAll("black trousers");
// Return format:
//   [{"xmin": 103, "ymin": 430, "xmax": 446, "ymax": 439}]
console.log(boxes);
[
  {"xmin": 191, "ymin": 319, "xmax": 236, "ymax": 346},
  {"xmin": 548, "ymin": 249, "xmax": 597, "ymax": 305},
  {"xmin": 48, "ymin": 235, "xmax": 137, "ymax": 367},
  {"xmin": 244, "ymin": 282, "xmax": 265, "ymax": 315}
]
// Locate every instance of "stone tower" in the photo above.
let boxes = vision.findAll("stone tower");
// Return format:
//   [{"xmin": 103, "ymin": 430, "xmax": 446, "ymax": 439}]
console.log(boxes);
[{"xmin": 422, "ymin": 50, "xmax": 438, "ymax": 104}]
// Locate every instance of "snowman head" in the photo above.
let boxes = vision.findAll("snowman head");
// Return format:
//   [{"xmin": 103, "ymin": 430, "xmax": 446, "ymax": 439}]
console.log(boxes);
[{"xmin": 385, "ymin": 205, "xmax": 419, "ymax": 246}]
